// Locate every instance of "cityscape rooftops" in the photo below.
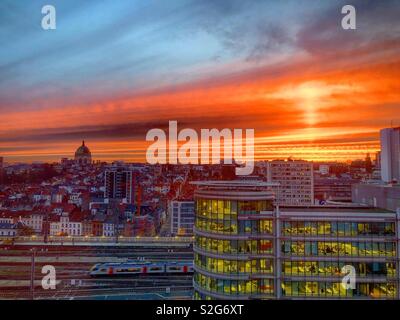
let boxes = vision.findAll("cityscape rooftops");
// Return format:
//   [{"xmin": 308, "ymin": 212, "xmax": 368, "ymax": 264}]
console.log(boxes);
[
  {"xmin": 0, "ymin": 222, "xmax": 17, "ymax": 229},
  {"xmin": 192, "ymin": 180, "xmax": 278, "ymax": 201},
  {"xmin": 191, "ymin": 180, "xmax": 279, "ymax": 188},
  {"xmin": 280, "ymin": 205, "xmax": 394, "ymax": 214}
]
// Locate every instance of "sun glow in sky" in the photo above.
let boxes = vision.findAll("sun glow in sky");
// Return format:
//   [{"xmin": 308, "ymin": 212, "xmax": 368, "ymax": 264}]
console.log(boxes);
[
  {"xmin": 0, "ymin": 0, "xmax": 399, "ymax": 163},
  {"xmin": 265, "ymin": 81, "xmax": 365, "ymax": 126}
]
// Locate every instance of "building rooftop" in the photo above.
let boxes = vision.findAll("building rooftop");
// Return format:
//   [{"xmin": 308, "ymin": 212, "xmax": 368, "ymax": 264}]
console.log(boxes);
[
  {"xmin": 191, "ymin": 180, "xmax": 279, "ymax": 188},
  {"xmin": 192, "ymin": 180, "xmax": 277, "ymax": 200},
  {"xmin": 355, "ymin": 182, "xmax": 400, "ymax": 188},
  {"xmin": 280, "ymin": 205, "xmax": 394, "ymax": 213},
  {"xmin": 0, "ymin": 222, "xmax": 17, "ymax": 229}
]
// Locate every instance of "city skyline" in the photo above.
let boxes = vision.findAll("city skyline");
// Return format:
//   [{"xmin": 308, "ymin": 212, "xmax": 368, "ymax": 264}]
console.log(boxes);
[
  {"xmin": 0, "ymin": 134, "xmax": 386, "ymax": 165},
  {"xmin": 2, "ymin": 0, "xmax": 400, "ymax": 304},
  {"xmin": 1, "ymin": 0, "xmax": 400, "ymax": 163}
]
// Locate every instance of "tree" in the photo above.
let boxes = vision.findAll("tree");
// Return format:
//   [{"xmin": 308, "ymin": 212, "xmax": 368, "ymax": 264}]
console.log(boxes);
[{"xmin": 18, "ymin": 225, "xmax": 35, "ymax": 236}]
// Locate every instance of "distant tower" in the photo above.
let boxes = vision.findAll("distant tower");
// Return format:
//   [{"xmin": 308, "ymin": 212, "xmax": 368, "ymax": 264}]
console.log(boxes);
[
  {"xmin": 74, "ymin": 140, "xmax": 92, "ymax": 165},
  {"xmin": 375, "ymin": 151, "xmax": 381, "ymax": 168},
  {"xmin": 0, "ymin": 156, "xmax": 3, "ymax": 185},
  {"xmin": 365, "ymin": 153, "xmax": 372, "ymax": 174},
  {"xmin": 136, "ymin": 184, "xmax": 142, "ymax": 216},
  {"xmin": 104, "ymin": 168, "xmax": 134, "ymax": 204},
  {"xmin": 380, "ymin": 127, "xmax": 400, "ymax": 182}
]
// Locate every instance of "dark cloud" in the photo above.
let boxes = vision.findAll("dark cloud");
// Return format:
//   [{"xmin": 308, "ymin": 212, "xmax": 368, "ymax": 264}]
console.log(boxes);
[
  {"xmin": 0, "ymin": 104, "xmax": 302, "ymax": 146},
  {"xmin": 295, "ymin": 0, "xmax": 400, "ymax": 57},
  {"xmin": 246, "ymin": 24, "xmax": 294, "ymax": 62}
]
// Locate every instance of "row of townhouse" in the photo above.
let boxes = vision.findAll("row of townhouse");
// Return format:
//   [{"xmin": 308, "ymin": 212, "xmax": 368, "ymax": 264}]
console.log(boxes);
[
  {"xmin": 1, "ymin": 211, "xmax": 44, "ymax": 234},
  {"xmin": 1, "ymin": 201, "xmax": 158, "ymax": 238},
  {"xmin": 49, "ymin": 212, "xmax": 116, "ymax": 237},
  {"xmin": 0, "ymin": 216, "xmax": 18, "ymax": 237},
  {"xmin": 0, "ymin": 222, "xmax": 18, "ymax": 237},
  {"xmin": 18, "ymin": 212, "xmax": 44, "ymax": 233}
]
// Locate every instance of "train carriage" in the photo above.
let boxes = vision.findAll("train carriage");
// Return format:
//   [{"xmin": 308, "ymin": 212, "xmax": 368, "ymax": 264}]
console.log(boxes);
[
  {"xmin": 166, "ymin": 262, "xmax": 193, "ymax": 273},
  {"xmin": 89, "ymin": 260, "xmax": 193, "ymax": 277}
]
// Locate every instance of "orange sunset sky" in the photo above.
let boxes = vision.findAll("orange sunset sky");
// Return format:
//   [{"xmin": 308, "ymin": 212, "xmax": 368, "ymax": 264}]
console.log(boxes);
[{"xmin": 1, "ymin": 0, "xmax": 399, "ymax": 163}]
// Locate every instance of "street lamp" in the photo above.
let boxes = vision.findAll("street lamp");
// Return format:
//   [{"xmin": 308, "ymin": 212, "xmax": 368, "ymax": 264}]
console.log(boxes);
[{"xmin": 30, "ymin": 248, "xmax": 36, "ymax": 300}]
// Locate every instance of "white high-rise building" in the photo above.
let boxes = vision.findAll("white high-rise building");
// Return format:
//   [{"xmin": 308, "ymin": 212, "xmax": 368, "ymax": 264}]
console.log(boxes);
[
  {"xmin": 380, "ymin": 127, "xmax": 400, "ymax": 183},
  {"xmin": 169, "ymin": 200, "xmax": 195, "ymax": 236},
  {"xmin": 267, "ymin": 160, "xmax": 314, "ymax": 206}
]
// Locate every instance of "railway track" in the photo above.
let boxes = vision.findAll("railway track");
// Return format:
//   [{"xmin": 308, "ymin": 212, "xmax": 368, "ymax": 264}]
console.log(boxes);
[
  {"xmin": 0, "ymin": 282, "xmax": 194, "ymax": 299},
  {"xmin": 0, "ymin": 244, "xmax": 194, "ymax": 300}
]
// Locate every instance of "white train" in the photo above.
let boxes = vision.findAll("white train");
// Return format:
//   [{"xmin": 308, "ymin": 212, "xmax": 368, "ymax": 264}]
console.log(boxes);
[{"xmin": 89, "ymin": 260, "xmax": 193, "ymax": 277}]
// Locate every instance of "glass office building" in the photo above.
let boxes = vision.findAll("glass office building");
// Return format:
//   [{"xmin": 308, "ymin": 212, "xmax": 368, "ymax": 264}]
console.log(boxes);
[
  {"xmin": 279, "ymin": 208, "xmax": 397, "ymax": 299},
  {"xmin": 193, "ymin": 181, "xmax": 278, "ymax": 299},
  {"xmin": 193, "ymin": 181, "xmax": 400, "ymax": 300}
]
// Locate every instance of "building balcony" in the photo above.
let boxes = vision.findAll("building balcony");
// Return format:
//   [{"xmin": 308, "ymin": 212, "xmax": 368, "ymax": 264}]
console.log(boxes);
[
  {"xmin": 281, "ymin": 256, "xmax": 396, "ymax": 262},
  {"xmin": 194, "ymin": 226, "xmax": 275, "ymax": 240},
  {"xmin": 193, "ymin": 281, "xmax": 276, "ymax": 300},
  {"xmin": 193, "ymin": 244, "xmax": 275, "ymax": 260},
  {"xmin": 281, "ymin": 275, "xmax": 397, "ymax": 283},
  {"xmin": 194, "ymin": 264, "xmax": 275, "ymax": 281}
]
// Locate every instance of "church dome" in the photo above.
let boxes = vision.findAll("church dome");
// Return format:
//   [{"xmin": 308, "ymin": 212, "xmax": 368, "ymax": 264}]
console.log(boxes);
[
  {"xmin": 75, "ymin": 140, "xmax": 91, "ymax": 156},
  {"xmin": 74, "ymin": 140, "xmax": 92, "ymax": 164}
]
